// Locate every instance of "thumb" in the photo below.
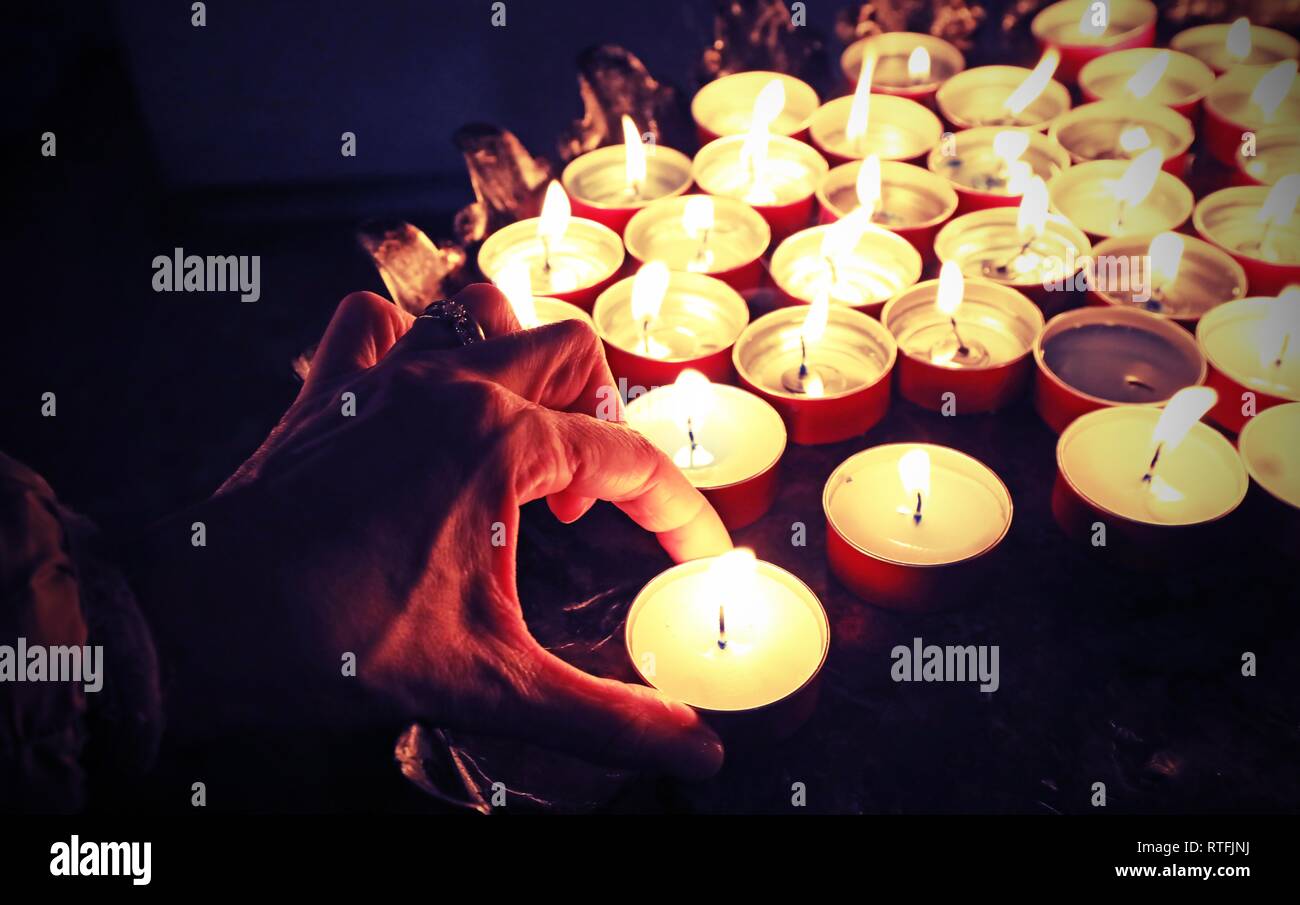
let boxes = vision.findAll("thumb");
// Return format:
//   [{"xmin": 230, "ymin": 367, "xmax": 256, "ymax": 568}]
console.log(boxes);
[{"xmin": 508, "ymin": 646, "xmax": 724, "ymax": 780}]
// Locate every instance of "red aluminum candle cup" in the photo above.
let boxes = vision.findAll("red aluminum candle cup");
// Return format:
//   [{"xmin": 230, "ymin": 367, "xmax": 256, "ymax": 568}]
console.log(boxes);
[
  {"xmin": 770, "ymin": 222, "xmax": 922, "ymax": 318},
  {"xmin": 1051, "ymin": 407, "xmax": 1248, "ymax": 567},
  {"xmin": 592, "ymin": 270, "xmax": 749, "ymax": 392},
  {"xmin": 624, "ymin": 556, "xmax": 829, "ymax": 744},
  {"xmin": 1087, "ymin": 234, "xmax": 1248, "ymax": 330},
  {"xmin": 693, "ymin": 134, "xmax": 829, "ymax": 242},
  {"xmin": 882, "ymin": 278, "xmax": 1044, "ymax": 413},
  {"xmin": 477, "ymin": 215, "xmax": 624, "ymax": 312},
  {"xmin": 841, "ymin": 31, "xmax": 966, "ymax": 105},
  {"xmin": 624, "ymin": 382, "xmax": 786, "ymax": 530},
  {"xmin": 1203, "ymin": 64, "xmax": 1300, "ymax": 166},
  {"xmin": 1233, "ymin": 126, "xmax": 1300, "ymax": 187},
  {"xmin": 936, "ymin": 65, "xmax": 1072, "ymax": 133},
  {"xmin": 1049, "ymin": 100, "xmax": 1194, "ymax": 179},
  {"xmin": 733, "ymin": 305, "xmax": 897, "ymax": 445},
  {"xmin": 1047, "ymin": 160, "xmax": 1194, "ymax": 243},
  {"xmin": 927, "ymin": 127, "xmax": 1072, "ymax": 215},
  {"xmin": 561, "ymin": 143, "xmax": 694, "ymax": 236},
  {"xmin": 808, "ymin": 94, "xmax": 943, "ymax": 167},
  {"xmin": 823, "ymin": 444, "xmax": 1013, "ymax": 612},
  {"xmin": 1033, "ymin": 306, "xmax": 1208, "ymax": 433},
  {"xmin": 691, "ymin": 71, "xmax": 819, "ymax": 146},
  {"xmin": 1030, "ymin": 0, "xmax": 1158, "ymax": 85},
  {"xmin": 1078, "ymin": 48, "xmax": 1214, "ymax": 119},
  {"xmin": 1196, "ymin": 297, "xmax": 1300, "ymax": 433},
  {"xmin": 1194, "ymin": 187, "xmax": 1300, "ymax": 297},
  {"xmin": 933, "ymin": 207, "xmax": 1093, "ymax": 315},
  {"xmin": 623, "ymin": 194, "xmax": 771, "ymax": 293},
  {"xmin": 1171, "ymin": 22, "xmax": 1300, "ymax": 76},
  {"xmin": 816, "ymin": 159, "xmax": 958, "ymax": 261}
]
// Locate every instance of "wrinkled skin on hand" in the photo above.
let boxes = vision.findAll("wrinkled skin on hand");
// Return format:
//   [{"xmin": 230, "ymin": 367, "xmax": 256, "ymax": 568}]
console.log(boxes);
[{"xmin": 128, "ymin": 285, "xmax": 730, "ymax": 780}]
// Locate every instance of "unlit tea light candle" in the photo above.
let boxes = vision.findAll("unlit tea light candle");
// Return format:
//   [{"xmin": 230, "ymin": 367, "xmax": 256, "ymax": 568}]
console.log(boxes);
[{"xmin": 1237, "ymin": 401, "xmax": 1300, "ymax": 512}]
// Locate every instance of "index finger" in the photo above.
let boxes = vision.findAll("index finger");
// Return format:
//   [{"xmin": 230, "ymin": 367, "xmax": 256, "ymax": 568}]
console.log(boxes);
[{"xmin": 520, "ymin": 409, "xmax": 732, "ymax": 562}]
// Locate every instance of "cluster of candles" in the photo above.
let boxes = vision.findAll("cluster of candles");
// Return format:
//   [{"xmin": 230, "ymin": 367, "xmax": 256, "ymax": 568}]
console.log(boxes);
[{"xmin": 468, "ymin": 1, "xmax": 1300, "ymax": 737}]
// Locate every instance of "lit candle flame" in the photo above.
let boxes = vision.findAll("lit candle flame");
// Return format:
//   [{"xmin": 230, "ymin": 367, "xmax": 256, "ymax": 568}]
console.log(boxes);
[
  {"xmin": 1017, "ymin": 177, "xmax": 1050, "ymax": 238},
  {"xmin": 820, "ymin": 209, "xmax": 868, "ymax": 262},
  {"xmin": 801, "ymin": 285, "xmax": 831, "ymax": 348},
  {"xmin": 1256, "ymin": 172, "xmax": 1300, "ymax": 227},
  {"xmin": 856, "ymin": 154, "xmax": 882, "ymax": 219},
  {"xmin": 1148, "ymin": 232, "xmax": 1185, "ymax": 290},
  {"xmin": 1110, "ymin": 148, "xmax": 1164, "ymax": 208},
  {"xmin": 1250, "ymin": 60, "xmax": 1297, "ymax": 122},
  {"xmin": 622, "ymin": 115, "xmax": 646, "ymax": 197},
  {"xmin": 537, "ymin": 180, "xmax": 571, "ymax": 244},
  {"xmin": 1004, "ymin": 49, "xmax": 1061, "ymax": 117},
  {"xmin": 898, "ymin": 448, "xmax": 931, "ymax": 523},
  {"xmin": 1260, "ymin": 285, "xmax": 1300, "ymax": 368},
  {"xmin": 846, "ymin": 52, "xmax": 876, "ymax": 145},
  {"xmin": 683, "ymin": 195, "xmax": 715, "ymax": 238},
  {"xmin": 1146, "ymin": 386, "xmax": 1217, "ymax": 482},
  {"xmin": 496, "ymin": 262, "xmax": 538, "ymax": 328},
  {"xmin": 631, "ymin": 260, "xmax": 670, "ymax": 326},
  {"xmin": 993, "ymin": 130, "xmax": 1033, "ymax": 193},
  {"xmin": 1125, "ymin": 51, "xmax": 1170, "ymax": 100},
  {"xmin": 907, "ymin": 46, "xmax": 931, "ymax": 83},
  {"xmin": 739, "ymin": 79, "xmax": 785, "ymax": 191},
  {"xmin": 682, "ymin": 196, "xmax": 715, "ymax": 272},
  {"xmin": 707, "ymin": 548, "xmax": 756, "ymax": 649},
  {"xmin": 936, "ymin": 260, "xmax": 964, "ymax": 318},
  {"xmin": 1118, "ymin": 126, "xmax": 1152, "ymax": 154},
  {"xmin": 670, "ymin": 368, "xmax": 717, "ymax": 470},
  {"xmin": 1226, "ymin": 17, "xmax": 1253, "ymax": 62}
]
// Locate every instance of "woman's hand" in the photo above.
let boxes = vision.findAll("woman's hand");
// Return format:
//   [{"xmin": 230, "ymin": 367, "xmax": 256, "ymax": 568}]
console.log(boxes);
[{"xmin": 127, "ymin": 285, "xmax": 729, "ymax": 780}]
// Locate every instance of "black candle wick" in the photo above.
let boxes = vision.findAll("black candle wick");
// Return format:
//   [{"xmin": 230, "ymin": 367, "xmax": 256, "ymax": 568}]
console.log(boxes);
[
  {"xmin": 1142, "ymin": 442, "xmax": 1164, "ymax": 484},
  {"xmin": 913, "ymin": 492, "xmax": 923, "ymax": 525},
  {"xmin": 1277, "ymin": 333, "xmax": 1291, "ymax": 368},
  {"xmin": 950, "ymin": 317, "xmax": 971, "ymax": 357},
  {"xmin": 718, "ymin": 604, "xmax": 727, "ymax": 651}
]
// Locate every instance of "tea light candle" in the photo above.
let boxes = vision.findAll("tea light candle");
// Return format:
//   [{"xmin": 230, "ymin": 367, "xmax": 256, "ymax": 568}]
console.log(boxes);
[
  {"xmin": 1196, "ymin": 290, "xmax": 1300, "ymax": 432},
  {"xmin": 769, "ymin": 216, "xmax": 922, "ymax": 317},
  {"xmin": 936, "ymin": 51, "xmax": 1071, "ymax": 132},
  {"xmin": 733, "ymin": 291, "xmax": 897, "ymax": 445},
  {"xmin": 1033, "ymin": 306, "xmax": 1207, "ymax": 432},
  {"xmin": 817, "ymin": 157, "xmax": 958, "ymax": 259},
  {"xmin": 592, "ymin": 264, "xmax": 750, "ymax": 391},
  {"xmin": 624, "ymin": 371, "xmax": 786, "ymax": 530},
  {"xmin": 625, "ymin": 549, "xmax": 829, "ymax": 740},
  {"xmin": 1203, "ymin": 61, "xmax": 1300, "ymax": 165},
  {"xmin": 1049, "ymin": 100, "xmax": 1195, "ymax": 178},
  {"xmin": 561, "ymin": 115, "xmax": 694, "ymax": 235},
  {"xmin": 1052, "ymin": 389, "xmax": 1248, "ymax": 558},
  {"xmin": 824, "ymin": 444, "xmax": 1013, "ymax": 611},
  {"xmin": 693, "ymin": 131, "xmax": 829, "ymax": 240},
  {"xmin": 691, "ymin": 71, "xmax": 819, "ymax": 145},
  {"xmin": 1030, "ymin": 0, "xmax": 1158, "ymax": 84},
  {"xmin": 1171, "ymin": 17, "xmax": 1300, "ymax": 76},
  {"xmin": 624, "ymin": 194, "xmax": 771, "ymax": 293},
  {"xmin": 1078, "ymin": 48, "xmax": 1215, "ymax": 118},
  {"xmin": 841, "ymin": 31, "xmax": 965, "ymax": 104},
  {"xmin": 493, "ymin": 262, "xmax": 596, "ymax": 331},
  {"xmin": 808, "ymin": 57, "xmax": 943, "ymax": 166},
  {"xmin": 934, "ymin": 177, "xmax": 1093, "ymax": 313},
  {"xmin": 1194, "ymin": 181, "xmax": 1300, "ymax": 296},
  {"xmin": 477, "ymin": 181, "xmax": 624, "ymax": 311},
  {"xmin": 882, "ymin": 263, "xmax": 1045, "ymax": 413},
  {"xmin": 1087, "ymin": 232, "xmax": 1248, "ymax": 327},
  {"xmin": 1237, "ymin": 401, "xmax": 1300, "ymax": 513},
  {"xmin": 1234, "ymin": 126, "xmax": 1300, "ymax": 187},
  {"xmin": 1047, "ymin": 150, "xmax": 1194, "ymax": 241},
  {"xmin": 927, "ymin": 127, "xmax": 1072, "ymax": 214}
]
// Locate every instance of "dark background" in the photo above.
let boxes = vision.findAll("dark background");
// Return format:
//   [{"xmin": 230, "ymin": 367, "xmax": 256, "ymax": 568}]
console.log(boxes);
[{"xmin": 3, "ymin": 0, "xmax": 1298, "ymax": 814}]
